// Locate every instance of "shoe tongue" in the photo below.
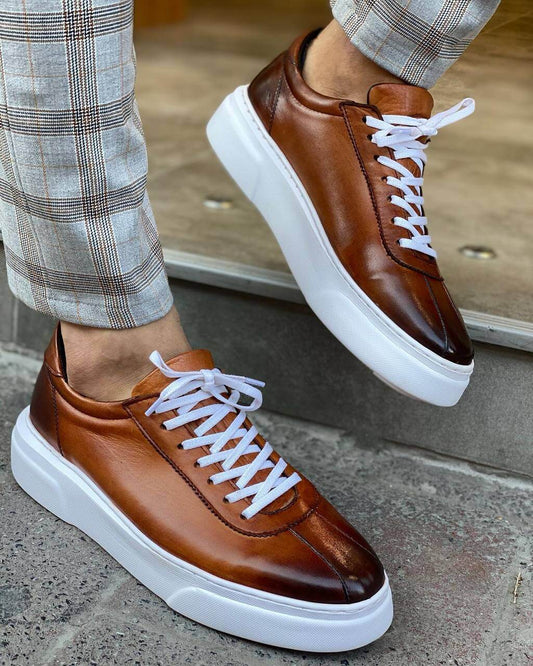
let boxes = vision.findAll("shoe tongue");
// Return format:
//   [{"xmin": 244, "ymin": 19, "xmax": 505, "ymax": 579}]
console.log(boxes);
[
  {"xmin": 131, "ymin": 349, "xmax": 215, "ymax": 396},
  {"xmin": 368, "ymin": 82, "xmax": 434, "ymax": 118}
]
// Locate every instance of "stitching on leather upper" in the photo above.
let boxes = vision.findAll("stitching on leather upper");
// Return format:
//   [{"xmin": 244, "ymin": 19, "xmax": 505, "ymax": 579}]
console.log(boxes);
[
  {"xmin": 424, "ymin": 275, "xmax": 449, "ymax": 351},
  {"xmin": 127, "ymin": 405, "xmax": 320, "ymax": 539},
  {"xmin": 340, "ymin": 103, "xmax": 442, "ymax": 281},
  {"xmin": 261, "ymin": 485, "xmax": 298, "ymax": 515},
  {"xmin": 443, "ymin": 280, "xmax": 467, "ymax": 327},
  {"xmin": 289, "ymin": 527, "xmax": 350, "ymax": 602},
  {"xmin": 316, "ymin": 509, "xmax": 380, "ymax": 563},
  {"xmin": 46, "ymin": 367, "xmax": 63, "ymax": 456},
  {"xmin": 268, "ymin": 72, "xmax": 284, "ymax": 134}
]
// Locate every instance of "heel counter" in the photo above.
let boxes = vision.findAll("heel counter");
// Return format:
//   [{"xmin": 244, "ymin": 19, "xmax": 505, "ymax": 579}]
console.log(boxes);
[
  {"xmin": 248, "ymin": 52, "xmax": 286, "ymax": 134},
  {"xmin": 29, "ymin": 363, "xmax": 62, "ymax": 454}
]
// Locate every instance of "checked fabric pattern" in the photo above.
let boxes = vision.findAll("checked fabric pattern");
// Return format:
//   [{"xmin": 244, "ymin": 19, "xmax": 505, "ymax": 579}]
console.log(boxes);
[
  {"xmin": 0, "ymin": 0, "xmax": 173, "ymax": 329},
  {"xmin": 330, "ymin": 0, "xmax": 500, "ymax": 88},
  {"xmin": 0, "ymin": 1, "xmax": 500, "ymax": 328}
]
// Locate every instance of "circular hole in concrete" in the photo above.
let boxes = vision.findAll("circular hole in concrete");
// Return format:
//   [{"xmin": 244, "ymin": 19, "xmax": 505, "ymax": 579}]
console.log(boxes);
[
  {"xmin": 203, "ymin": 196, "xmax": 234, "ymax": 210},
  {"xmin": 459, "ymin": 245, "xmax": 497, "ymax": 260}
]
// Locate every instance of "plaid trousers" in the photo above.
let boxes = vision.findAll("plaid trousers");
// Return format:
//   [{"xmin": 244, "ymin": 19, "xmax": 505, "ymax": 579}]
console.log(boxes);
[
  {"xmin": 0, "ymin": 0, "xmax": 173, "ymax": 329},
  {"xmin": 0, "ymin": 0, "xmax": 499, "ymax": 329},
  {"xmin": 331, "ymin": 0, "xmax": 501, "ymax": 88}
]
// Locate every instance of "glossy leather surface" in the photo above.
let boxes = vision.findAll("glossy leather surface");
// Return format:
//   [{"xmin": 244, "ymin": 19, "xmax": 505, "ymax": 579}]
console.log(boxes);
[
  {"xmin": 248, "ymin": 33, "xmax": 473, "ymax": 364},
  {"xmin": 29, "ymin": 328, "xmax": 385, "ymax": 604}
]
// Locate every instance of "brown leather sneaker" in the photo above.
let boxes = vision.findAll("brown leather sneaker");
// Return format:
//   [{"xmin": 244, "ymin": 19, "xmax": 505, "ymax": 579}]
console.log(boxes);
[
  {"xmin": 11, "ymin": 328, "xmax": 392, "ymax": 652},
  {"xmin": 207, "ymin": 31, "xmax": 475, "ymax": 407}
]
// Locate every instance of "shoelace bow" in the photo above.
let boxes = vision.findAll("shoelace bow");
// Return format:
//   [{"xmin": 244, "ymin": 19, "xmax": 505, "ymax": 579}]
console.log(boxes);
[
  {"xmin": 365, "ymin": 98, "xmax": 475, "ymax": 257},
  {"xmin": 145, "ymin": 351, "xmax": 301, "ymax": 519}
]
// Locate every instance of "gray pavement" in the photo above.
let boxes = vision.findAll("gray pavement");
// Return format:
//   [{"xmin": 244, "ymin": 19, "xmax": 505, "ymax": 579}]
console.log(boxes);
[{"xmin": 0, "ymin": 346, "xmax": 531, "ymax": 666}]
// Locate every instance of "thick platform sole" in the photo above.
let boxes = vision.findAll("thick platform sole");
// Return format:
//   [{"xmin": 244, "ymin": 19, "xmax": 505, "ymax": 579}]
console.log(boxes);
[
  {"xmin": 10, "ymin": 407, "xmax": 393, "ymax": 653},
  {"xmin": 206, "ymin": 85, "xmax": 474, "ymax": 407}
]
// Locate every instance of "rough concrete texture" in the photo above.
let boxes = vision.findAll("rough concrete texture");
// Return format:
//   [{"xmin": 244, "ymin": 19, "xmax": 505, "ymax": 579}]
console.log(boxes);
[{"xmin": 1, "ymin": 347, "xmax": 531, "ymax": 665}]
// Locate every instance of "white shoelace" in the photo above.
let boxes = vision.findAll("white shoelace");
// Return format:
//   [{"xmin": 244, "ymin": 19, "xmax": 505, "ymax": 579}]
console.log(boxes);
[
  {"xmin": 365, "ymin": 98, "xmax": 475, "ymax": 257},
  {"xmin": 144, "ymin": 352, "xmax": 301, "ymax": 519}
]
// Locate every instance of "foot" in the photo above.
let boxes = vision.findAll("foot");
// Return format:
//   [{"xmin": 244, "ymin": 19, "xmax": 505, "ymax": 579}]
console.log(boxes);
[
  {"xmin": 61, "ymin": 307, "xmax": 191, "ymax": 401},
  {"xmin": 11, "ymin": 327, "xmax": 392, "ymax": 652},
  {"xmin": 302, "ymin": 20, "xmax": 404, "ymax": 103},
  {"xmin": 207, "ymin": 31, "xmax": 475, "ymax": 407}
]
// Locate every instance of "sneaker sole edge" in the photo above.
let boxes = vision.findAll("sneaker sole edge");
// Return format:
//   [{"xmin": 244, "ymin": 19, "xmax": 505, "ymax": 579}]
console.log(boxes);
[
  {"xmin": 11, "ymin": 406, "xmax": 393, "ymax": 653},
  {"xmin": 206, "ymin": 85, "xmax": 473, "ymax": 407}
]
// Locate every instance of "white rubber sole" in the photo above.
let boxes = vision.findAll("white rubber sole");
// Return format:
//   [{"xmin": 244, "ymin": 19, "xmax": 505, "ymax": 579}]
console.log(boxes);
[
  {"xmin": 10, "ymin": 407, "xmax": 393, "ymax": 653},
  {"xmin": 206, "ymin": 86, "xmax": 474, "ymax": 407}
]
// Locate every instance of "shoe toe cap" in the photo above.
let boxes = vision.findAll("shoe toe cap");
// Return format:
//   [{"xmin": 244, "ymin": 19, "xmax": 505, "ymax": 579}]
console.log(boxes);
[
  {"xmin": 337, "ymin": 545, "xmax": 386, "ymax": 603},
  {"xmin": 426, "ymin": 280, "xmax": 473, "ymax": 364},
  {"xmin": 366, "ymin": 271, "xmax": 474, "ymax": 365},
  {"xmin": 287, "ymin": 503, "xmax": 386, "ymax": 604}
]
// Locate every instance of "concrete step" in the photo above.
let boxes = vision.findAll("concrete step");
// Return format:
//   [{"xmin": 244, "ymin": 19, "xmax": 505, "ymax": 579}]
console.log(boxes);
[
  {"xmin": 0, "ymin": 346, "xmax": 531, "ymax": 665},
  {"xmin": 1, "ymin": 243, "xmax": 532, "ymax": 478}
]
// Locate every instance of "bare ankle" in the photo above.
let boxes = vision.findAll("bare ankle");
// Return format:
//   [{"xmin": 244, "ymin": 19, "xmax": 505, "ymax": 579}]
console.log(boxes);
[
  {"xmin": 303, "ymin": 20, "xmax": 406, "ymax": 103},
  {"xmin": 61, "ymin": 307, "xmax": 191, "ymax": 401}
]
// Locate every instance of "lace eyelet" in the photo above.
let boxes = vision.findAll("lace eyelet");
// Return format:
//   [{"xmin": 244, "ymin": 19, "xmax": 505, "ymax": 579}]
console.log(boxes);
[
  {"xmin": 373, "ymin": 155, "xmax": 380, "ymax": 161},
  {"xmin": 146, "ymin": 361, "xmax": 302, "ymax": 520},
  {"xmin": 239, "ymin": 514, "xmax": 247, "ymax": 520},
  {"xmin": 362, "ymin": 115, "xmax": 367, "ymax": 123},
  {"xmin": 223, "ymin": 497, "xmax": 229, "ymax": 504},
  {"xmin": 367, "ymin": 134, "xmax": 372, "ymax": 141},
  {"xmin": 387, "ymin": 195, "xmax": 392, "ymax": 202},
  {"xmin": 160, "ymin": 423, "xmax": 167, "ymax": 430},
  {"xmin": 381, "ymin": 176, "xmax": 387, "ymax": 182}
]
